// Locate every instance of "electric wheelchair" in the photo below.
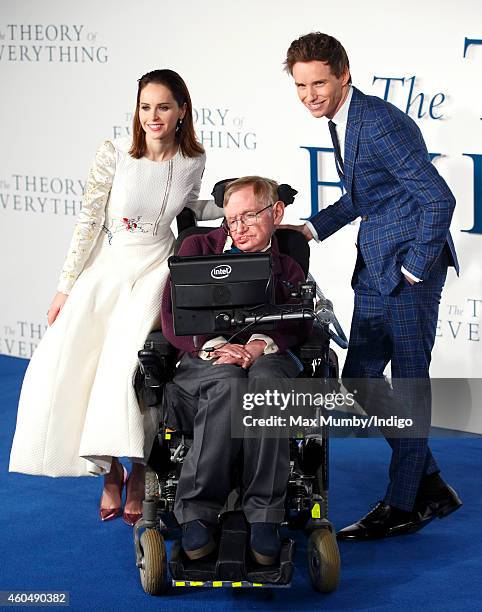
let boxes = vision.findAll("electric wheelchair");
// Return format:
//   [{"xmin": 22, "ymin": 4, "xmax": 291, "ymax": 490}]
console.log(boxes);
[{"xmin": 131, "ymin": 181, "xmax": 348, "ymax": 596}]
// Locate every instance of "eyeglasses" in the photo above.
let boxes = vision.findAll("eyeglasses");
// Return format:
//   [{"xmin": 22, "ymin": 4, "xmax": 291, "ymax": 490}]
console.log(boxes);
[{"xmin": 225, "ymin": 204, "xmax": 273, "ymax": 231}]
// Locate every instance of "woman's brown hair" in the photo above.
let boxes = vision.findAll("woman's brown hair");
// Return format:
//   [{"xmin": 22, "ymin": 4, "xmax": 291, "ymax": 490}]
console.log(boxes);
[{"xmin": 129, "ymin": 69, "xmax": 204, "ymax": 159}]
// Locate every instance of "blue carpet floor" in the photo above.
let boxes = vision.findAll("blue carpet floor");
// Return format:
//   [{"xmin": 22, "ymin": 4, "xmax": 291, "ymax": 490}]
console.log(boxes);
[{"xmin": 1, "ymin": 355, "xmax": 481, "ymax": 611}]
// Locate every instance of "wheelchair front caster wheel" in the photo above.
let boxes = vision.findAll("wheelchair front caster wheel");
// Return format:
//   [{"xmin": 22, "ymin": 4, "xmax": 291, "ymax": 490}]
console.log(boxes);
[
  {"xmin": 307, "ymin": 528, "xmax": 340, "ymax": 593},
  {"xmin": 139, "ymin": 529, "xmax": 167, "ymax": 595}
]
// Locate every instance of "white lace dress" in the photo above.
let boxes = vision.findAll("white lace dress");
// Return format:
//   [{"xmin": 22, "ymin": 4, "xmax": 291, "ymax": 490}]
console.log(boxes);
[{"xmin": 9, "ymin": 137, "xmax": 220, "ymax": 477}]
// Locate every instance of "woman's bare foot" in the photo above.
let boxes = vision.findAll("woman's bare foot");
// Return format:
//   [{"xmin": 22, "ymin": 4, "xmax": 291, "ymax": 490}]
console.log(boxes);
[
  {"xmin": 123, "ymin": 462, "xmax": 145, "ymax": 526},
  {"xmin": 99, "ymin": 458, "xmax": 126, "ymax": 521}
]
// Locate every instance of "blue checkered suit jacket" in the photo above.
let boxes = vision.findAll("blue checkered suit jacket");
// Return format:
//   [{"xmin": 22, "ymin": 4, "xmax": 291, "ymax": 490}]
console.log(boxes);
[{"xmin": 309, "ymin": 87, "xmax": 459, "ymax": 295}]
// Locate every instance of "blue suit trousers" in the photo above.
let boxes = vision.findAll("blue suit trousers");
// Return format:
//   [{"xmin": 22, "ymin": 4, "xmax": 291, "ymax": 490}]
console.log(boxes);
[{"xmin": 342, "ymin": 250, "xmax": 448, "ymax": 510}]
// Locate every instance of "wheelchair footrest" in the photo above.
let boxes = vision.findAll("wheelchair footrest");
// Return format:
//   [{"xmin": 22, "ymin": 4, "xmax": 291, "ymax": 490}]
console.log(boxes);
[
  {"xmin": 171, "ymin": 579, "xmax": 291, "ymax": 588},
  {"xmin": 169, "ymin": 511, "xmax": 295, "ymax": 587}
]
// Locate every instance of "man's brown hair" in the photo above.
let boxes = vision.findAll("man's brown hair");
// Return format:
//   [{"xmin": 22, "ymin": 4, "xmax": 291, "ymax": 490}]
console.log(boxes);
[
  {"xmin": 284, "ymin": 32, "xmax": 351, "ymax": 83},
  {"xmin": 223, "ymin": 176, "xmax": 279, "ymax": 209}
]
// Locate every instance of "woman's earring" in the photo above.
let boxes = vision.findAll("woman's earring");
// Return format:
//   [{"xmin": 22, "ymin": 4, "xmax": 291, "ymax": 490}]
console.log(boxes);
[{"xmin": 176, "ymin": 118, "xmax": 183, "ymax": 133}]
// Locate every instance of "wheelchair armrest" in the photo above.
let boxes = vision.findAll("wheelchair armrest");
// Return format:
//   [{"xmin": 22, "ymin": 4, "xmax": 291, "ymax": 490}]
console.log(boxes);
[
  {"xmin": 138, "ymin": 331, "xmax": 177, "ymax": 391},
  {"xmin": 142, "ymin": 330, "xmax": 176, "ymax": 357},
  {"xmin": 296, "ymin": 323, "xmax": 339, "ymax": 381},
  {"xmin": 297, "ymin": 322, "xmax": 330, "ymax": 361}
]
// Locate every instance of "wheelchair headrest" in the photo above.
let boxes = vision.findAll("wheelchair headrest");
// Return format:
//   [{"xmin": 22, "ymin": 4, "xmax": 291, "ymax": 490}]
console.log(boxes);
[{"xmin": 211, "ymin": 178, "xmax": 298, "ymax": 208}]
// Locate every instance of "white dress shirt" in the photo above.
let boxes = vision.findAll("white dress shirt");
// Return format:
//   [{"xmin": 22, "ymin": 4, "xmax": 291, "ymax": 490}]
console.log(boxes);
[{"xmin": 329, "ymin": 84, "xmax": 353, "ymax": 160}]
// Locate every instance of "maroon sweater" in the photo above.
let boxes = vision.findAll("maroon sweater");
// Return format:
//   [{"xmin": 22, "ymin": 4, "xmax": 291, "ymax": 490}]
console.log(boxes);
[{"xmin": 161, "ymin": 226, "xmax": 311, "ymax": 355}]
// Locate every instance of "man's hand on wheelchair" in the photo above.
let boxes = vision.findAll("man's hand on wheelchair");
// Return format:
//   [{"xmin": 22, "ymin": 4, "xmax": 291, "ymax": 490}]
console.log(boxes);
[
  {"xmin": 280, "ymin": 223, "xmax": 313, "ymax": 241},
  {"xmin": 212, "ymin": 340, "xmax": 266, "ymax": 368}
]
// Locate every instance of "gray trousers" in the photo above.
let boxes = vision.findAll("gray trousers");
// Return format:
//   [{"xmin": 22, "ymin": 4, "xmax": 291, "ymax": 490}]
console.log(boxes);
[{"xmin": 164, "ymin": 352, "xmax": 300, "ymax": 524}]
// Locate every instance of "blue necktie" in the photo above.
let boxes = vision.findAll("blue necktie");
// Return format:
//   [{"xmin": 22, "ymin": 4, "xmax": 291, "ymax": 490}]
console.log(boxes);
[{"xmin": 328, "ymin": 120, "xmax": 345, "ymax": 177}]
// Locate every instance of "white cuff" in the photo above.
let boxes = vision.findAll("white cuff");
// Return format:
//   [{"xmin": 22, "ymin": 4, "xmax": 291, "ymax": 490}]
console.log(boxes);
[
  {"xmin": 248, "ymin": 334, "xmax": 279, "ymax": 355},
  {"xmin": 305, "ymin": 221, "xmax": 319, "ymax": 242},
  {"xmin": 401, "ymin": 266, "xmax": 422, "ymax": 283},
  {"xmin": 199, "ymin": 336, "xmax": 227, "ymax": 360}
]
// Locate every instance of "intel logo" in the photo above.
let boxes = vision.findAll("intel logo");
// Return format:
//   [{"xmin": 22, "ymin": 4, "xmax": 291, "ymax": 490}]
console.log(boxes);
[{"xmin": 211, "ymin": 265, "xmax": 231, "ymax": 280}]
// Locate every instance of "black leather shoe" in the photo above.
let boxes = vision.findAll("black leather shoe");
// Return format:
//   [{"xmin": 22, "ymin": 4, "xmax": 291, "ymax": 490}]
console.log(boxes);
[
  {"xmin": 337, "ymin": 502, "xmax": 430, "ymax": 541},
  {"xmin": 415, "ymin": 483, "xmax": 462, "ymax": 521}
]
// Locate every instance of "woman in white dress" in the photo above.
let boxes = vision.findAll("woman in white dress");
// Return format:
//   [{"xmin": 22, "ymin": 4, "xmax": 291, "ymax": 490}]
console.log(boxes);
[{"xmin": 9, "ymin": 69, "xmax": 221, "ymax": 525}]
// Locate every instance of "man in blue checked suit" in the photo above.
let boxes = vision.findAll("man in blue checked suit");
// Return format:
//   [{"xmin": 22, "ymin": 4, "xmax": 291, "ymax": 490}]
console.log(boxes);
[{"xmin": 284, "ymin": 32, "xmax": 462, "ymax": 540}]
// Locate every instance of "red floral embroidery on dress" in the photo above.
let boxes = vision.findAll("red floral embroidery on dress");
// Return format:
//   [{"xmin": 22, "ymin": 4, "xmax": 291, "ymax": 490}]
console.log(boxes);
[
  {"xmin": 102, "ymin": 216, "xmax": 153, "ymax": 244},
  {"xmin": 122, "ymin": 217, "xmax": 140, "ymax": 231}
]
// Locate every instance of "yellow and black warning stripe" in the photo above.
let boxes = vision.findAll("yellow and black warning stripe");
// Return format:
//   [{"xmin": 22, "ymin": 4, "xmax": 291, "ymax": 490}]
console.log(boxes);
[{"xmin": 172, "ymin": 580, "xmax": 290, "ymax": 588}]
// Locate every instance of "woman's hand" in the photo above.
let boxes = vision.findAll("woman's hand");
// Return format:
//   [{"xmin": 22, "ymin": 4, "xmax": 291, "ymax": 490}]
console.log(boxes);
[{"xmin": 47, "ymin": 292, "xmax": 68, "ymax": 326}]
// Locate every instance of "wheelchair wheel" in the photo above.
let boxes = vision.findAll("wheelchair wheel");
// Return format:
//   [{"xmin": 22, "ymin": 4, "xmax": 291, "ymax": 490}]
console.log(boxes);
[
  {"xmin": 307, "ymin": 528, "xmax": 340, "ymax": 593},
  {"xmin": 139, "ymin": 529, "xmax": 167, "ymax": 595},
  {"xmin": 145, "ymin": 468, "xmax": 160, "ymax": 499}
]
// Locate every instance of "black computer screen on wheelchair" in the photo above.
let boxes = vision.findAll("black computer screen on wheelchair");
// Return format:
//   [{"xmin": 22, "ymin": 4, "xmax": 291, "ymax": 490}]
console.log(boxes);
[{"xmin": 168, "ymin": 252, "xmax": 276, "ymax": 336}]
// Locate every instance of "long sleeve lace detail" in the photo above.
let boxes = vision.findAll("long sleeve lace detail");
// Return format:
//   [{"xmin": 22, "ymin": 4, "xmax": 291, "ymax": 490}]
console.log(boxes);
[{"xmin": 57, "ymin": 141, "xmax": 116, "ymax": 294}]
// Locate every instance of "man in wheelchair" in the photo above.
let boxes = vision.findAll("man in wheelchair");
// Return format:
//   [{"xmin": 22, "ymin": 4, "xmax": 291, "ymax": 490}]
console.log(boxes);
[{"xmin": 160, "ymin": 176, "xmax": 312, "ymax": 566}]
